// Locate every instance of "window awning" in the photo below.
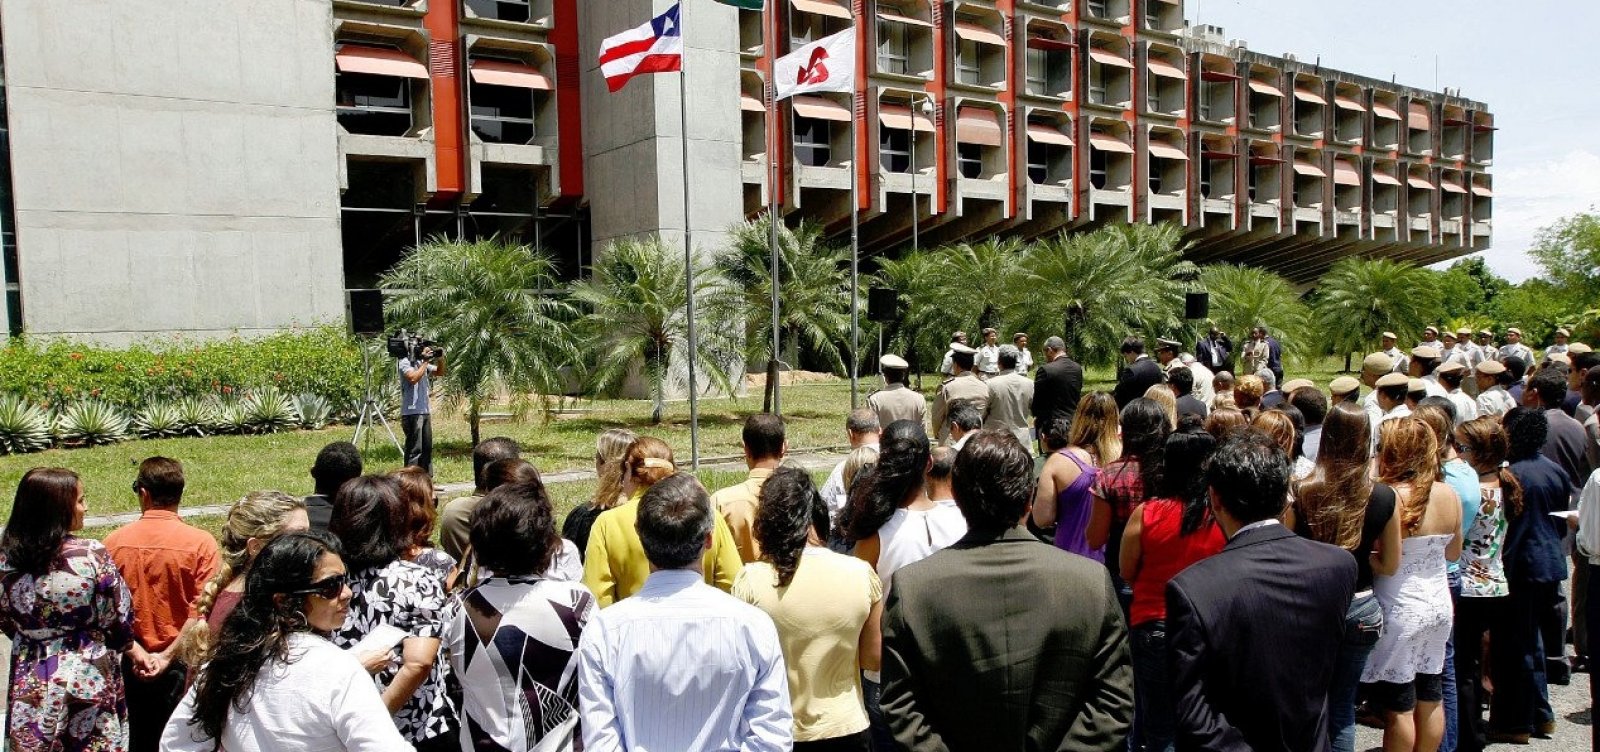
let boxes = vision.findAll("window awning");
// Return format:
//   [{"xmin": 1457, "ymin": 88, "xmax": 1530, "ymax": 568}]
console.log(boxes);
[
  {"xmin": 953, "ymin": 21, "xmax": 1005, "ymax": 46},
  {"xmin": 1472, "ymin": 183, "xmax": 1493, "ymax": 197},
  {"xmin": 1201, "ymin": 69, "xmax": 1240, "ymax": 82},
  {"xmin": 791, "ymin": 0, "xmax": 852, "ymax": 20},
  {"xmin": 1027, "ymin": 36, "xmax": 1076, "ymax": 51},
  {"xmin": 469, "ymin": 59, "xmax": 552, "ymax": 90},
  {"xmin": 879, "ymin": 104, "xmax": 935, "ymax": 132},
  {"xmin": 1148, "ymin": 141, "xmax": 1188, "ymax": 161},
  {"xmin": 1293, "ymin": 160, "xmax": 1326, "ymax": 178},
  {"xmin": 1371, "ymin": 171, "xmax": 1401, "ymax": 186},
  {"xmin": 1088, "ymin": 49, "xmax": 1134, "ymax": 69},
  {"xmin": 1293, "ymin": 88, "xmax": 1326, "ymax": 105},
  {"xmin": 1441, "ymin": 180, "xmax": 1468, "ymax": 194},
  {"xmin": 1408, "ymin": 102, "xmax": 1431, "ymax": 130},
  {"xmin": 793, "ymin": 95, "xmax": 852, "ymax": 122},
  {"xmin": 741, "ymin": 94, "xmax": 766, "ymax": 113},
  {"xmin": 1247, "ymin": 79, "xmax": 1282, "ymax": 97},
  {"xmin": 1333, "ymin": 95, "xmax": 1366, "ymax": 112},
  {"xmin": 1372, "ymin": 101, "xmax": 1401, "ymax": 120},
  {"xmin": 1027, "ymin": 123, "xmax": 1074, "ymax": 146},
  {"xmin": 1407, "ymin": 175, "xmax": 1434, "ymax": 189},
  {"xmin": 1089, "ymin": 132, "xmax": 1134, "ymax": 154},
  {"xmin": 1202, "ymin": 149, "xmax": 1237, "ymax": 160},
  {"xmin": 1146, "ymin": 58, "xmax": 1185, "ymax": 80},
  {"xmin": 955, "ymin": 108, "xmax": 1003, "ymax": 146},
  {"xmin": 877, "ymin": 8, "xmax": 931, "ymax": 26},
  {"xmin": 1473, "ymin": 122, "xmax": 1498, "ymax": 132},
  {"xmin": 1249, "ymin": 150, "xmax": 1283, "ymax": 165},
  {"xmin": 1443, "ymin": 116, "xmax": 1473, "ymax": 127},
  {"xmin": 335, "ymin": 45, "xmax": 429, "ymax": 79},
  {"xmin": 1332, "ymin": 160, "xmax": 1361, "ymax": 186}
]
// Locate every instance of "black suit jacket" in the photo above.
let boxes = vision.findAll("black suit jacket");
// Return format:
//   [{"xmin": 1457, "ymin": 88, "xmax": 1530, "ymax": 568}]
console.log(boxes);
[
  {"xmin": 1032, "ymin": 355, "xmax": 1085, "ymax": 431},
  {"xmin": 304, "ymin": 494, "xmax": 334, "ymax": 532},
  {"xmin": 1114, "ymin": 356, "xmax": 1164, "ymax": 408},
  {"xmin": 1195, "ymin": 338, "xmax": 1230, "ymax": 371},
  {"xmin": 882, "ymin": 527, "xmax": 1134, "ymax": 752},
  {"xmin": 1166, "ymin": 523, "xmax": 1356, "ymax": 752}
]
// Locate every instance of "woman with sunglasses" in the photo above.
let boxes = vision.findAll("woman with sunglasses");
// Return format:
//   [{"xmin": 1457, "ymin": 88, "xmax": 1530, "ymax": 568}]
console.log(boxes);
[
  {"xmin": 162, "ymin": 530, "xmax": 412, "ymax": 751},
  {"xmin": 0, "ymin": 467, "xmax": 134, "ymax": 752}
]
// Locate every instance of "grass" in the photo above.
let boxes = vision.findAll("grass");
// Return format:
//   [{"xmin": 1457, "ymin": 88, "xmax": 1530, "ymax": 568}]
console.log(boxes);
[{"xmin": 10, "ymin": 356, "xmax": 1353, "ymax": 525}]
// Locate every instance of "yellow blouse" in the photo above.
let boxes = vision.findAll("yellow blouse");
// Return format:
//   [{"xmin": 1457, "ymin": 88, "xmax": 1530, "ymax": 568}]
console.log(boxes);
[{"xmin": 581, "ymin": 490, "xmax": 744, "ymax": 607}]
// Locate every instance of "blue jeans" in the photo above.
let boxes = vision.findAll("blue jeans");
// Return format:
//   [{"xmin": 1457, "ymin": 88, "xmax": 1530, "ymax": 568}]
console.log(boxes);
[
  {"xmin": 1441, "ymin": 571, "xmax": 1460, "ymax": 752},
  {"xmin": 862, "ymin": 675, "xmax": 894, "ymax": 752},
  {"xmin": 1130, "ymin": 622, "xmax": 1174, "ymax": 752},
  {"xmin": 1331, "ymin": 593, "xmax": 1385, "ymax": 752}
]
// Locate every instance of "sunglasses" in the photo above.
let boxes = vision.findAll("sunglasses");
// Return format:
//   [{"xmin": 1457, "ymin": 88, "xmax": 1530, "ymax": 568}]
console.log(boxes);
[{"xmin": 287, "ymin": 574, "xmax": 348, "ymax": 600}]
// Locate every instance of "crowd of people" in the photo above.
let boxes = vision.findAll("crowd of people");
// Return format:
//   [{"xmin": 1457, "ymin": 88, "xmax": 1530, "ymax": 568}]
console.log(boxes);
[{"xmin": 1, "ymin": 322, "xmax": 1598, "ymax": 752}]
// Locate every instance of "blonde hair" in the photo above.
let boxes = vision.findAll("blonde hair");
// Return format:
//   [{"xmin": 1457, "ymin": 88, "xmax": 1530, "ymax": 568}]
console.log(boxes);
[
  {"xmin": 1068, "ymin": 392, "xmax": 1122, "ymax": 465},
  {"xmin": 1252, "ymin": 410, "xmax": 1298, "ymax": 458},
  {"xmin": 1234, "ymin": 375, "xmax": 1265, "ymax": 409},
  {"xmin": 1377, "ymin": 418, "xmax": 1440, "ymax": 535},
  {"xmin": 178, "ymin": 490, "xmax": 305, "ymax": 666},
  {"xmin": 593, "ymin": 428, "xmax": 638, "ymax": 511},
  {"xmin": 1143, "ymin": 384, "xmax": 1178, "ymax": 429},
  {"xmin": 841, "ymin": 446, "xmax": 880, "ymax": 494}
]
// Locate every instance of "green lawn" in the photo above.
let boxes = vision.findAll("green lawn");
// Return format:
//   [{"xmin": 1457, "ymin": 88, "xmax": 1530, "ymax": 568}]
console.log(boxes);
[{"xmin": 9, "ymin": 356, "xmax": 1353, "ymax": 524}]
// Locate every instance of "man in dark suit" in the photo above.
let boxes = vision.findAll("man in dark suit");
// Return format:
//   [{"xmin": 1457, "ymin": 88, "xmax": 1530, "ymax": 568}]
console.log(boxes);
[
  {"xmin": 1167, "ymin": 429, "xmax": 1357, "ymax": 752},
  {"xmin": 882, "ymin": 431, "xmax": 1134, "ymax": 752},
  {"xmin": 1115, "ymin": 336, "xmax": 1164, "ymax": 408},
  {"xmin": 1170, "ymin": 366, "xmax": 1209, "ymax": 420},
  {"xmin": 1031, "ymin": 336, "xmax": 1084, "ymax": 439},
  {"xmin": 1196, "ymin": 327, "xmax": 1232, "ymax": 374},
  {"xmin": 1263, "ymin": 327, "xmax": 1285, "ymax": 386}
]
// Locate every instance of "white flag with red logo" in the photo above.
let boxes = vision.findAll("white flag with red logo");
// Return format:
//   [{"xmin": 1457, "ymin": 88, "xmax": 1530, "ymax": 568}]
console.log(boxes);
[{"xmin": 773, "ymin": 28, "xmax": 857, "ymax": 100}]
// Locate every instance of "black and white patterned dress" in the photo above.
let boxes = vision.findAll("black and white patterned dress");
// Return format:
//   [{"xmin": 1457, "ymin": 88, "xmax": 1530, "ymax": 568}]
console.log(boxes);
[
  {"xmin": 439, "ymin": 576, "xmax": 594, "ymax": 751},
  {"xmin": 332, "ymin": 558, "xmax": 457, "ymax": 743}
]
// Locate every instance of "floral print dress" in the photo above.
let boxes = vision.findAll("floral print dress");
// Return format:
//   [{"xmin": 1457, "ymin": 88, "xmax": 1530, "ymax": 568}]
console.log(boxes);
[
  {"xmin": 332, "ymin": 558, "xmax": 456, "ymax": 744},
  {"xmin": 0, "ymin": 537, "xmax": 135, "ymax": 752}
]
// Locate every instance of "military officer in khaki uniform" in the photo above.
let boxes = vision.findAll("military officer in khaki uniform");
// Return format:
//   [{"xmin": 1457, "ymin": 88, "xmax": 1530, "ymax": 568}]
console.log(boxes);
[
  {"xmin": 867, "ymin": 354, "xmax": 926, "ymax": 428},
  {"xmin": 932, "ymin": 343, "xmax": 989, "ymax": 445}
]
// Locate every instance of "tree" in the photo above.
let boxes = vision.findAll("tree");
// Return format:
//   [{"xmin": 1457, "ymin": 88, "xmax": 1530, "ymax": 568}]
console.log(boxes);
[
  {"xmin": 1198, "ymin": 264, "xmax": 1312, "ymax": 362},
  {"xmin": 723, "ymin": 217, "xmax": 852, "ymax": 408},
  {"xmin": 1311, "ymin": 257, "xmax": 1441, "ymax": 360},
  {"xmin": 1528, "ymin": 211, "xmax": 1600, "ymax": 303},
  {"xmin": 1489, "ymin": 278, "xmax": 1581, "ymax": 346},
  {"xmin": 1015, "ymin": 223, "xmax": 1197, "ymax": 365},
  {"xmin": 927, "ymin": 237, "xmax": 1028, "ymax": 334},
  {"xmin": 1434, "ymin": 256, "xmax": 1507, "ymax": 321},
  {"xmin": 873, "ymin": 248, "xmax": 948, "ymax": 387},
  {"xmin": 570, "ymin": 236, "xmax": 740, "ymax": 424},
  {"xmin": 380, "ymin": 237, "xmax": 578, "ymax": 445}
]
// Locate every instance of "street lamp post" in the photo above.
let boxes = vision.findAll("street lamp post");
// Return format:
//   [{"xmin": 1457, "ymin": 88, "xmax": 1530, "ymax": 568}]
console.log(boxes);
[{"xmin": 909, "ymin": 93, "xmax": 934, "ymax": 253}]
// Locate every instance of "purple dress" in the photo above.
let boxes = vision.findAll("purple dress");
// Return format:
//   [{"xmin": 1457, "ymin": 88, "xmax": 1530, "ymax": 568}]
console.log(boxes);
[
  {"xmin": 1051, "ymin": 449, "xmax": 1104, "ymax": 562},
  {"xmin": 0, "ymin": 537, "xmax": 135, "ymax": 752}
]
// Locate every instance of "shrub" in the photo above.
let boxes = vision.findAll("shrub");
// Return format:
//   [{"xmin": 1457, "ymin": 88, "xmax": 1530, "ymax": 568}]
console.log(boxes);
[
  {"xmin": 242, "ymin": 388, "xmax": 300, "ymax": 434},
  {"xmin": 174, "ymin": 396, "xmax": 217, "ymax": 438},
  {"xmin": 296, "ymin": 393, "xmax": 333, "ymax": 430},
  {"xmin": 215, "ymin": 400, "xmax": 250, "ymax": 435},
  {"xmin": 133, "ymin": 401, "xmax": 183, "ymax": 439},
  {"xmin": 56, "ymin": 401, "xmax": 129, "ymax": 446},
  {"xmin": 0, "ymin": 395, "xmax": 52, "ymax": 454}
]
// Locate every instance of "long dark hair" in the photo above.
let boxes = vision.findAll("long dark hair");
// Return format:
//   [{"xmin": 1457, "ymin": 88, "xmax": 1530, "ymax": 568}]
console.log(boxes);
[
  {"xmin": 328, "ymin": 475, "xmax": 407, "ymax": 571},
  {"xmin": 1294, "ymin": 402, "xmax": 1375, "ymax": 549},
  {"xmin": 1, "ymin": 468, "xmax": 81, "ymax": 575},
  {"xmin": 188, "ymin": 530, "xmax": 343, "ymax": 748},
  {"xmin": 1120, "ymin": 399, "xmax": 1170, "ymax": 502},
  {"xmin": 754, "ymin": 467, "xmax": 830, "ymax": 587},
  {"xmin": 846, "ymin": 420, "xmax": 931, "ymax": 543},
  {"xmin": 1155, "ymin": 417, "xmax": 1218, "ymax": 535}
]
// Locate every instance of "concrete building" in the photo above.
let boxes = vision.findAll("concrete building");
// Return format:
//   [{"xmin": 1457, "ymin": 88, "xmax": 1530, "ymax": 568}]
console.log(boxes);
[{"xmin": 0, "ymin": 0, "xmax": 1491, "ymax": 340}]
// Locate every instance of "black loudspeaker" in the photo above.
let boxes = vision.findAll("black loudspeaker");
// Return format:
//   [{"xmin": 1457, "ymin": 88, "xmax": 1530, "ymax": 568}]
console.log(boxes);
[
  {"xmin": 868, "ymin": 288, "xmax": 899, "ymax": 323},
  {"xmin": 349, "ymin": 290, "xmax": 386, "ymax": 336},
  {"xmin": 1185, "ymin": 292, "xmax": 1210, "ymax": 320}
]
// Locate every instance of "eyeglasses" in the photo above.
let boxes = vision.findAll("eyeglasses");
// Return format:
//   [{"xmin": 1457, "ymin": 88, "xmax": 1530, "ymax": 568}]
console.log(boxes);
[
  {"xmin": 130, "ymin": 481, "xmax": 141, "ymax": 494},
  {"xmin": 287, "ymin": 574, "xmax": 348, "ymax": 600}
]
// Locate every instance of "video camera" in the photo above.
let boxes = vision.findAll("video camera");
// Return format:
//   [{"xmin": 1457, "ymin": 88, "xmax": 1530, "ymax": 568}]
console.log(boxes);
[{"xmin": 387, "ymin": 330, "xmax": 444, "ymax": 362}]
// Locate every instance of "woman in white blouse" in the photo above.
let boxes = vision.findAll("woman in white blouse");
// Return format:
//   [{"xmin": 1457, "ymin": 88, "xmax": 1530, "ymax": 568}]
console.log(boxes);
[{"xmin": 162, "ymin": 530, "xmax": 413, "ymax": 752}]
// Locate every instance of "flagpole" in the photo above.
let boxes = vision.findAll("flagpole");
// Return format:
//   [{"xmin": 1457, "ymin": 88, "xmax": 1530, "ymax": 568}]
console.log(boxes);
[
  {"xmin": 677, "ymin": 0, "xmax": 701, "ymax": 470},
  {"xmin": 849, "ymin": 93, "xmax": 860, "ymax": 410},
  {"xmin": 768, "ymin": 0, "xmax": 783, "ymax": 417}
]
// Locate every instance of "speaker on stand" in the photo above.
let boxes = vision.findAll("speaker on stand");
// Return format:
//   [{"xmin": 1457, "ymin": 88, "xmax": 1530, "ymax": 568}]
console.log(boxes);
[
  {"xmin": 345, "ymin": 290, "xmax": 403, "ymax": 457},
  {"xmin": 867, "ymin": 288, "xmax": 898, "ymax": 373},
  {"xmin": 1185, "ymin": 292, "xmax": 1210, "ymax": 321}
]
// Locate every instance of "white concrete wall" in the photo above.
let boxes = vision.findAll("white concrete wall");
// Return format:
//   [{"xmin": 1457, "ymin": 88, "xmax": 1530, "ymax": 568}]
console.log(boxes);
[{"xmin": 0, "ymin": 0, "xmax": 345, "ymax": 343}]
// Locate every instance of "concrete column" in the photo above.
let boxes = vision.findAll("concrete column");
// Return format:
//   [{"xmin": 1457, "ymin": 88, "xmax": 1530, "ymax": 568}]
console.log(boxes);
[{"xmin": 579, "ymin": 0, "xmax": 744, "ymax": 257}]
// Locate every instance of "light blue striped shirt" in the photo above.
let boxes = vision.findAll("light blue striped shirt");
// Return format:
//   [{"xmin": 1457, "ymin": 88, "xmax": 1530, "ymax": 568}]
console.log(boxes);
[{"xmin": 577, "ymin": 569, "xmax": 793, "ymax": 752}]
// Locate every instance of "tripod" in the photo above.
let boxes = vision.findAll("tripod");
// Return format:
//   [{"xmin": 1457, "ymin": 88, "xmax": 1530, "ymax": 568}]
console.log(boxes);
[{"xmin": 352, "ymin": 341, "xmax": 403, "ymax": 457}]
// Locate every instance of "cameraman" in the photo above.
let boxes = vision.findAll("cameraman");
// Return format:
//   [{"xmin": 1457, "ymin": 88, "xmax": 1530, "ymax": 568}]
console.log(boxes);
[{"xmin": 397, "ymin": 340, "xmax": 440, "ymax": 474}]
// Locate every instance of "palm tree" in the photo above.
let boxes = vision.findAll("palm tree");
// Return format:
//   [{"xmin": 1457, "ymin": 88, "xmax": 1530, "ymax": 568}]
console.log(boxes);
[
  {"xmin": 723, "ymin": 216, "xmax": 851, "ymax": 409},
  {"xmin": 1016, "ymin": 223, "xmax": 1197, "ymax": 365},
  {"xmin": 873, "ymin": 248, "xmax": 949, "ymax": 389},
  {"xmin": 928, "ymin": 237, "xmax": 1028, "ymax": 333},
  {"xmin": 380, "ymin": 237, "xmax": 578, "ymax": 445},
  {"xmin": 570, "ymin": 236, "xmax": 739, "ymax": 424},
  {"xmin": 1198, "ymin": 264, "xmax": 1312, "ymax": 363},
  {"xmin": 1312, "ymin": 257, "xmax": 1442, "ymax": 363}
]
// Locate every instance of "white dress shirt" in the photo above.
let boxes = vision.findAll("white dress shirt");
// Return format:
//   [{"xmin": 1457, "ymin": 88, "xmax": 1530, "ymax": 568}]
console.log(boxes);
[
  {"xmin": 975, "ymin": 344, "xmax": 1001, "ymax": 375},
  {"xmin": 820, "ymin": 442, "xmax": 880, "ymax": 517},
  {"xmin": 1478, "ymin": 386, "xmax": 1517, "ymax": 419},
  {"xmin": 1576, "ymin": 469, "xmax": 1600, "ymax": 566},
  {"xmin": 577, "ymin": 569, "xmax": 792, "ymax": 752},
  {"xmin": 162, "ymin": 632, "xmax": 414, "ymax": 752}
]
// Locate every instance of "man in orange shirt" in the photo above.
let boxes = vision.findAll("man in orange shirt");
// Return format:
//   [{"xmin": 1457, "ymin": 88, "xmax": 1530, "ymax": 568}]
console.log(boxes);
[{"xmin": 104, "ymin": 457, "xmax": 220, "ymax": 752}]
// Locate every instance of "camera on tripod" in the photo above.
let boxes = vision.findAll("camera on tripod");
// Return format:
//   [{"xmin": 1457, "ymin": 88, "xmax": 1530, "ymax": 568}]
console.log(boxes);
[{"xmin": 387, "ymin": 330, "xmax": 444, "ymax": 362}]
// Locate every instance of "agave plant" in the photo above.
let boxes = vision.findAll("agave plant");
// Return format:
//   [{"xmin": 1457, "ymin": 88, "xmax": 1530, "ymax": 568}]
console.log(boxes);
[
  {"xmin": 214, "ymin": 399, "xmax": 250, "ymax": 435},
  {"xmin": 241, "ymin": 388, "xmax": 300, "ymax": 434},
  {"xmin": 295, "ymin": 393, "xmax": 333, "ymax": 430},
  {"xmin": 174, "ymin": 396, "xmax": 218, "ymax": 437},
  {"xmin": 133, "ymin": 401, "xmax": 184, "ymax": 439},
  {"xmin": 0, "ymin": 395, "xmax": 53, "ymax": 454},
  {"xmin": 56, "ymin": 400, "xmax": 129, "ymax": 447}
]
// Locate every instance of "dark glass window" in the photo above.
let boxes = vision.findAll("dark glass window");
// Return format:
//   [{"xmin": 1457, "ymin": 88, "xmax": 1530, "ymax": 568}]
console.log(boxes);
[
  {"xmin": 470, "ymin": 80, "xmax": 536, "ymax": 144},
  {"xmin": 336, "ymin": 72, "xmax": 412, "ymax": 136},
  {"xmin": 880, "ymin": 127, "xmax": 911, "ymax": 173},
  {"xmin": 465, "ymin": 0, "xmax": 531, "ymax": 22},
  {"xmin": 957, "ymin": 143, "xmax": 983, "ymax": 179},
  {"xmin": 794, "ymin": 117, "xmax": 831, "ymax": 167}
]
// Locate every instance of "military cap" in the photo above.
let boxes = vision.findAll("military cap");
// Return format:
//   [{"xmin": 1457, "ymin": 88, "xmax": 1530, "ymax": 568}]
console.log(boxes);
[
  {"xmin": 1381, "ymin": 331, "xmax": 1398, "ymax": 340},
  {"xmin": 1329, "ymin": 376, "xmax": 1361, "ymax": 395},
  {"xmin": 1411, "ymin": 345, "xmax": 1441, "ymax": 359},
  {"xmin": 1569, "ymin": 343, "xmax": 1593, "ymax": 355},
  {"xmin": 1437, "ymin": 361, "xmax": 1466, "ymax": 375},
  {"xmin": 949, "ymin": 343, "xmax": 977, "ymax": 355},
  {"xmin": 1375, "ymin": 372, "xmax": 1410, "ymax": 388},
  {"xmin": 1281, "ymin": 379, "xmax": 1315, "ymax": 393},
  {"xmin": 1362, "ymin": 352, "xmax": 1395, "ymax": 373},
  {"xmin": 1475, "ymin": 360, "xmax": 1506, "ymax": 376},
  {"xmin": 881, "ymin": 354, "xmax": 909, "ymax": 370}
]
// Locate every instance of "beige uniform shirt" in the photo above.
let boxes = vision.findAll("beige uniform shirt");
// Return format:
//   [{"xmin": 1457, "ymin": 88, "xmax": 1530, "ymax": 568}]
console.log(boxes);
[
  {"xmin": 868, "ymin": 383, "xmax": 926, "ymax": 428},
  {"xmin": 932, "ymin": 373, "xmax": 990, "ymax": 444},
  {"xmin": 712, "ymin": 467, "xmax": 776, "ymax": 564},
  {"xmin": 983, "ymin": 370, "xmax": 1035, "ymax": 447}
]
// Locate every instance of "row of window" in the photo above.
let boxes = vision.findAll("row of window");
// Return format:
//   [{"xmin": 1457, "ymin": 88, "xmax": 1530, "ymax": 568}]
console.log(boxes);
[{"xmin": 335, "ymin": 59, "xmax": 545, "ymax": 145}]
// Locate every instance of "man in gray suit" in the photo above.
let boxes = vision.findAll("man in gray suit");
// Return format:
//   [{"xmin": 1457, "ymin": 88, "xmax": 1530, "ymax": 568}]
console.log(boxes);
[
  {"xmin": 881, "ymin": 430, "xmax": 1134, "ymax": 751},
  {"xmin": 983, "ymin": 346, "xmax": 1035, "ymax": 447}
]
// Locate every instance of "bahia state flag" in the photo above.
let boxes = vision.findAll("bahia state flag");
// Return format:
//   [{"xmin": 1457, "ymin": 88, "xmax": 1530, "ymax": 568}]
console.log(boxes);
[
  {"xmin": 714, "ymin": 0, "xmax": 765, "ymax": 7},
  {"xmin": 598, "ymin": 4, "xmax": 684, "ymax": 92}
]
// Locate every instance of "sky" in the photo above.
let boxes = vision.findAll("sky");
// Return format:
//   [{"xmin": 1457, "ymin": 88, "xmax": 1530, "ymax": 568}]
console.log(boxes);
[{"xmin": 1188, "ymin": 0, "xmax": 1600, "ymax": 282}]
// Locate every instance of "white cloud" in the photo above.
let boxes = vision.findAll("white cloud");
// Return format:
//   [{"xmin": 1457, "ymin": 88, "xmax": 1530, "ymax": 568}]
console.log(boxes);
[{"xmin": 1455, "ymin": 149, "xmax": 1600, "ymax": 282}]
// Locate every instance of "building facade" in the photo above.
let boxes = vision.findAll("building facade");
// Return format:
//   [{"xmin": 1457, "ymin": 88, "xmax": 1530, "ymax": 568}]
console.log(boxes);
[{"xmin": 0, "ymin": 0, "xmax": 1490, "ymax": 340}]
